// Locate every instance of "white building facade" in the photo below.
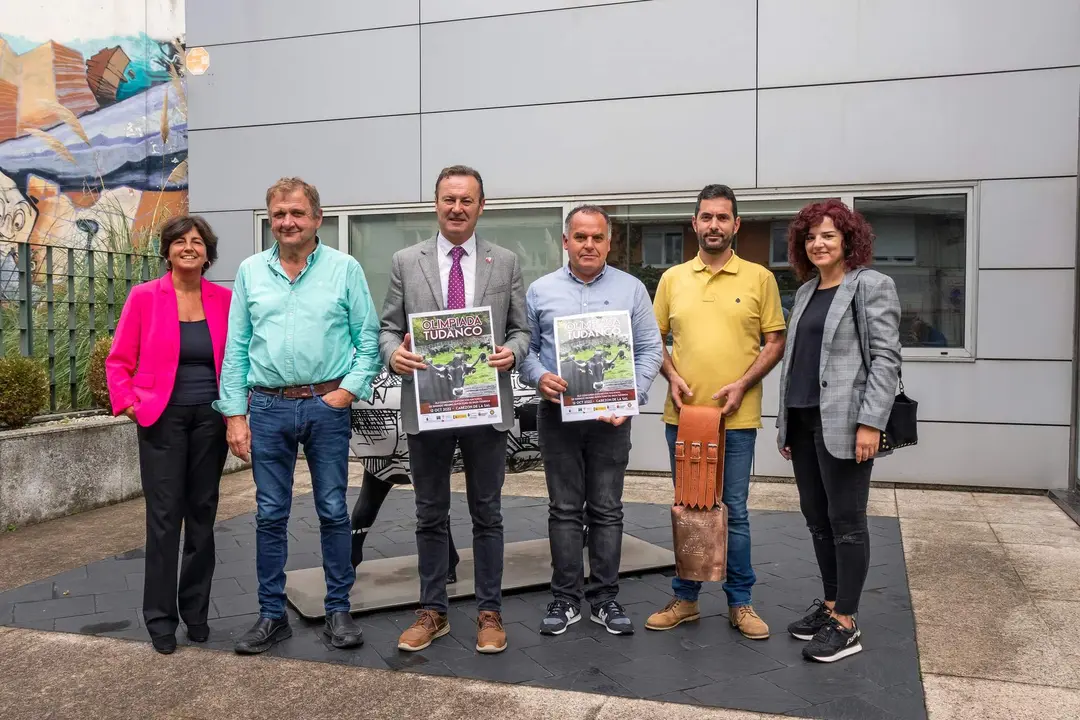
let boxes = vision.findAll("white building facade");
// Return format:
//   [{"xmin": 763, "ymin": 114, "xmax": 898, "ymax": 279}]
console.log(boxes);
[{"xmin": 186, "ymin": 0, "xmax": 1080, "ymax": 492}]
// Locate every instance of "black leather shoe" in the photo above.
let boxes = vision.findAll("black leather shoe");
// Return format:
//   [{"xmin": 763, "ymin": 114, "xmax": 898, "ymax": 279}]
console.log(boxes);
[
  {"xmin": 324, "ymin": 611, "xmax": 364, "ymax": 649},
  {"xmin": 447, "ymin": 563, "xmax": 458, "ymax": 585},
  {"xmin": 151, "ymin": 634, "xmax": 176, "ymax": 655},
  {"xmin": 186, "ymin": 623, "xmax": 210, "ymax": 643},
  {"xmin": 234, "ymin": 616, "xmax": 292, "ymax": 655}
]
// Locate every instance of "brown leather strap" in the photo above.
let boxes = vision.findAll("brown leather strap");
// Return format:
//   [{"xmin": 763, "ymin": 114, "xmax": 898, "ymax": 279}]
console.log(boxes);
[
  {"xmin": 252, "ymin": 377, "xmax": 343, "ymax": 400},
  {"xmin": 673, "ymin": 405, "xmax": 724, "ymax": 509}
]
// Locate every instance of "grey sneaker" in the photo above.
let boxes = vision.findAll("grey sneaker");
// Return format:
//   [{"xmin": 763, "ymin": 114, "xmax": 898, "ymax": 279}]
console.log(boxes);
[
  {"xmin": 540, "ymin": 599, "xmax": 581, "ymax": 635},
  {"xmin": 591, "ymin": 600, "xmax": 634, "ymax": 635}
]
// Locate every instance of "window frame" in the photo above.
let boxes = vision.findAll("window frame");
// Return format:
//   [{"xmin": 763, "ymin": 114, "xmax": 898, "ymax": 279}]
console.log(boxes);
[{"xmin": 251, "ymin": 182, "xmax": 977, "ymax": 361}]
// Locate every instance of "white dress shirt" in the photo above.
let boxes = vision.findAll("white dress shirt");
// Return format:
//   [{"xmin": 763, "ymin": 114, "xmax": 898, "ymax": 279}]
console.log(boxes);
[{"xmin": 436, "ymin": 232, "xmax": 476, "ymax": 308}]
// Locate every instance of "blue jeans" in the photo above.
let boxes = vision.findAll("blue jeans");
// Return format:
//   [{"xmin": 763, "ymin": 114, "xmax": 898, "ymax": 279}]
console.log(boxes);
[
  {"xmin": 249, "ymin": 390, "xmax": 354, "ymax": 618},
  {"xmin": 665, "ymin": 423, "xmax": 756, "ymax": 607}
]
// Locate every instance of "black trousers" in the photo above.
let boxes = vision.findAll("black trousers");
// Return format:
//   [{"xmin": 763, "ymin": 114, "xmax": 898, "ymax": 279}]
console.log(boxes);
[
  {"xmin": 407, "ymin": 426, "xmax": 506, "ymax": 613},
  {"xmin": 536, "ymin": 401, "xmax": 630, "ymax": 608},
  {"xmin": 136, "ymin": 403, "xmax": 229, "ymax": 638},
  {"xmin": 787, "ymin": 407, "xmax": 872, "ymax": 616}
]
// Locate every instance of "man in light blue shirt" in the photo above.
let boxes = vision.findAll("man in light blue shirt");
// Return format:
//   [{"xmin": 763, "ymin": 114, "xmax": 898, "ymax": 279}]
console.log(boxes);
[
  {"xmin": 216, "ymin": 177, "xmax": 380, "ymax": 654},
  {"xmin": 519, "ymin": 204, "xmax": 663, "ymax": 636}
]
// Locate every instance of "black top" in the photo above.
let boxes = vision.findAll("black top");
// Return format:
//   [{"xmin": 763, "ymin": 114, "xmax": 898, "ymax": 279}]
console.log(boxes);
[
  {"xmin": 170, "ymin": 320, "xmax": 218, "ymax": 406},
  {"xmin": 785, "ymin": 285, "xmax": 839, "ymax": 409}
]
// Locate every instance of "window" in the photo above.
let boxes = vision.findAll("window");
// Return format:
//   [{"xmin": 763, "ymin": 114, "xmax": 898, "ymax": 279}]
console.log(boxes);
[
  {"xmin": 854, "ymin": 194, "xmax": 968, "ymax": 350},
  {"xmin": 261, "ymin": 215, "xmax": 340, "ymax": 251},
  {"xmin": 641, "ymin": 226, "xmax": 684, "ymax": 267}
]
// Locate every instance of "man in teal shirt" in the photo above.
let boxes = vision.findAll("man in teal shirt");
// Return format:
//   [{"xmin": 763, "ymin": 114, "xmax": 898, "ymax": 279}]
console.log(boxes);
[{"xmin": 215, "ymin": 177, "xmax": 380, "ymax": 654}]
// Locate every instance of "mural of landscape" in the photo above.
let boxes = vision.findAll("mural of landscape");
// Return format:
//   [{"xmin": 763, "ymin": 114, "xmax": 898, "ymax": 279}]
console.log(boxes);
[{"xmin": 0, "ymin": 0, "xmax": 187, "ymax": 269}]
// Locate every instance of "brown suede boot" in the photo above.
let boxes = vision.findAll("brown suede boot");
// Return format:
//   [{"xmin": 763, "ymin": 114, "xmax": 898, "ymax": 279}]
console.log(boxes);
[
  {"xmin": 645, "ymin": 597, "xmax": 700, "ymax": 631},
  {"xmin": 397, "ymin": 609, "xmax": 449, "ymax": 651},
  {"xmin": 730, "ymin": 605, "xmax": 770, "ymax": 640},
  {"xmin": 476, "ymin": 610, "xmax": 507, "ymax": 654}
]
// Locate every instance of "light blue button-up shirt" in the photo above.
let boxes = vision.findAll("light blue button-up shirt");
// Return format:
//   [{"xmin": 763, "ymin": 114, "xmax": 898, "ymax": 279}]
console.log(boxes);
[
  {"xmin": 520, "ymin": 263, "xmax": 664, "ymax": 405},
  {"xmin": 214, "ymin": 241, "xmax": 382, "ymax": 416}
]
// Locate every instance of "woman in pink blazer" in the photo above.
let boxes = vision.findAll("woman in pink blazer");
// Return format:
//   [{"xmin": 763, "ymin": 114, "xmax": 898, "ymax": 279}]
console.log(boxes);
[{"xmin": 106, "ymin": 215, "xmax": 232, "ymax": 655}]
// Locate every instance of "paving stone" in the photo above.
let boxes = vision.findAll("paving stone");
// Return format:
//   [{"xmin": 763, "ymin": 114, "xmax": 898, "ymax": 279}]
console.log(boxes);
[
  {"xmin": 604, "ymin": 655, "xmax": 716, "ymax": 698},
  {"xmin": 14, "ymin": 595, "xmax": 97, "ymax": 623},
  {"xmin": 0, "ymin": 602, "xmax": 13, "ymax": 624},
  {"xmin": 523, "ymin": 637, "xmax": 633, "ymax": 676},
  {"xmin": 673, "ymin": 639, "xmax": 787, "ymax": 682},
  {"xmin": 649, "ymin": 691, "xmax": 698, "ymax": 705},
  {"xmin": 212, "ymin": 593, "xmax": 260, "ymax": 618},
  {"xmin": 684, "ymin": 675, "xmax": 812, "ymax": 714},
  {"xmin": 208, "ymin": 577, "xmax": 245, "ymax": 599},
  {"xmin": 758, "ymin": 662, "xmax": 884, "ymax": 705},
  {"xmin": 52, "ymin": 572, "xmax": 130, "ymax": 598},
  {"xmin": 0, "ymin": 580, "xmax": 55, "ymax": 604},
  {"xmin": 93, "ymin": 589, "xmax": 143, "ymax": 614},
  {"xmin": 126, "ymin": 573, "xmax": 145, "ymax": 591},
  {"xmin": 859, "ymin": 680, "xmax": 928, "ymax": 719},
  {"xmin": 450, "ymin": 649, "xmax": 554, "ymax": 684},
  {"xmin": 54, "ymin": 608, "xmax": 140, "ymax": 635},
  {"xmin": 789, "ymin": 694, "xmax": 903, "ymax": 719},
  {"xmin": 215, "ymin": 546, "xmax": 256, "ymax": 565},
  {"xmin": 524, "ymin": 667, "xmax": 636, "ymax": 697}
]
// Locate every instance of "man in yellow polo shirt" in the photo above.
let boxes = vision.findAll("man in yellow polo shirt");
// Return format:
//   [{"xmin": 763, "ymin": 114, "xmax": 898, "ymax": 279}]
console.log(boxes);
[{"xmin": 646, "ymin": 184, "xmax": 786, "ymax": 640}]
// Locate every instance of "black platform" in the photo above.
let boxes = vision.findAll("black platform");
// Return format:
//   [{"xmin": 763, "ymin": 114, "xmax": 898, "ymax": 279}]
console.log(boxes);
[{"xmin": 0, "ymin": 491, "xmax": 926, "ymax": 720}]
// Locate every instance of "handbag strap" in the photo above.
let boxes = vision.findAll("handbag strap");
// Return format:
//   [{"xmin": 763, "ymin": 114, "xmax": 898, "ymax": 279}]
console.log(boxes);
[{"xmin": 850, "ymin": 269, "xmax": 904, "ymax": 392}]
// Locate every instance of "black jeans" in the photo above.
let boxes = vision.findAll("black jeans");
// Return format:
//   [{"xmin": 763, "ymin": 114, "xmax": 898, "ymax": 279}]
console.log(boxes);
[
  {"xmin": 537, "ymin": 401, "xmax": 631, "ymax": 608},
  {"xmin": 350, "ymin": 469, "xmax": 458, "ymax": 569},
  {"xmin": 787, "ymin": 407, "xmax": 872, "ymax": 615},
  {"xmin": 407, "ymin": 426, "xmax": 506, "ymax": 613},
  {"xmin": 136, "ymin": 403, "xmax": 228, "ymax": 638}
]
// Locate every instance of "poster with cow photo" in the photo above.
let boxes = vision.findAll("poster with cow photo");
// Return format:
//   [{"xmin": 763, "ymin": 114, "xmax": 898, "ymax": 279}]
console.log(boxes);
[
  {"xmin": 409, "ymin": 306, "xmax": 503, "ymax": 430},
  {"xmin": 553, "ymin": 310, "xmax": 639, "ymax": 423}
]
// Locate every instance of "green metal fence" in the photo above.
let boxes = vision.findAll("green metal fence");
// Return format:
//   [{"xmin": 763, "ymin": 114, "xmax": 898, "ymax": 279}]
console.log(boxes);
[{"xmin": 0, "ymin": 241, "xmax": 163, "ymax": 414}]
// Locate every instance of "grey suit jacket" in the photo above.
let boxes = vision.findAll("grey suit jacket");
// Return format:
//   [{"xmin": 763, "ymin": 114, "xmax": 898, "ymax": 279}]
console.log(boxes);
[
  {"xmin": 379, "ymin": 236, "xmax": 530, "ymax": 434},
  {"xmin": 776, "ymin": 268, "xmax": 902, "ymax": 459}
]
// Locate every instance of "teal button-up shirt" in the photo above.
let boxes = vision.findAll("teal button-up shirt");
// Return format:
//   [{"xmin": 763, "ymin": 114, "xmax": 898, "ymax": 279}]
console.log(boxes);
[{"xmin": 214, "ymin": 241, "xmax": 381, "ymax": 416}]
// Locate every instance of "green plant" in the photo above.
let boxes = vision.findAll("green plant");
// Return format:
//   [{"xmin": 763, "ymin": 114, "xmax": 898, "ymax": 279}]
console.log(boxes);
[
  {"xmin": 87, "ymin": 335, "xmax": 113, "ymax": 409},
  {"xmin": 0, "ymin": 355, "xmax": 49, "ymax": 429}
]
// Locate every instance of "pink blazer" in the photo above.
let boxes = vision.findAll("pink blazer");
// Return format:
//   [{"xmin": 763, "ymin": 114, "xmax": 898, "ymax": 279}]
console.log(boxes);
[{"xmin": 105, "ymin": 273, "xmax": 232, "ymax": 427}]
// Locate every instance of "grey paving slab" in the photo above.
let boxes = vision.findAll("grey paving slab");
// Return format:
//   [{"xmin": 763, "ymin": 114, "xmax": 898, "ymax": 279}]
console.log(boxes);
[{"xmin": 0, "ymin": 492, "xmax": 924, "ymax": 720}]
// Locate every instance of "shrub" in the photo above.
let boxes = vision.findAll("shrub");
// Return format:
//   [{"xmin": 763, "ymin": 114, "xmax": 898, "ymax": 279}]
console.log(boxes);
[
  {"xmin": 87, "ymin": 335, "xmax": 113, "ymax": 409},
  {"xmin": 0, "ymin": 356, "xmax": 49, "ymax": 429}
]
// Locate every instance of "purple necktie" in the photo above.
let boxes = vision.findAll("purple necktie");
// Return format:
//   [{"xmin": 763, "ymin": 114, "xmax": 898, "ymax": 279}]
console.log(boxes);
[{"xmin": 447, "ymin": 245, "xmax": 466, "ymax": 309}]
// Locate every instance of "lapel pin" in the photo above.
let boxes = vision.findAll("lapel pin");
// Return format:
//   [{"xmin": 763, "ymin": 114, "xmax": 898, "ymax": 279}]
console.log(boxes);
[{"xmin": 485, "ymin": 257, "xmax": 492, "ymax": 263}]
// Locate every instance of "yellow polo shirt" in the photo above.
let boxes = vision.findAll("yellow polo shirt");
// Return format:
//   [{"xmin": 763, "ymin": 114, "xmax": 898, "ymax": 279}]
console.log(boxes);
[{"xmin": 653, "ymin": 253, "xmax": 786, "ymax": 429}]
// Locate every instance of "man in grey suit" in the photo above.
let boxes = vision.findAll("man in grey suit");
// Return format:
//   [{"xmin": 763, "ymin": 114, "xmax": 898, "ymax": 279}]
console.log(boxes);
[{"xmin": 380, "ymin": 165, "xmax": 529, "ymax": 654}]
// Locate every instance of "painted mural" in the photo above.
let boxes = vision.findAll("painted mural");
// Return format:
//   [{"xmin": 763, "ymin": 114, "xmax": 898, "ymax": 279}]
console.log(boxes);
[{"xmin": 0, "ymin": 0, "xmax": 187, "ymax": 277}]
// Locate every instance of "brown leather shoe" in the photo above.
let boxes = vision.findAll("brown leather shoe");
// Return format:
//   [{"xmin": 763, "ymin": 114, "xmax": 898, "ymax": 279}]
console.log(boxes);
[
  {"xmin": 476, "ymin": 610, "xmax": 507, "ymax": 654},
  {"xmin": 645, "ymin": 597, "xmax": 700, "ymax": 631},
  {"xmin": 397, "ymin": 609, "xmax": 449, "ymax": 652},
  {"xmin": 730, "ymin": 605, "xmax": 770, "ymax": 640}
]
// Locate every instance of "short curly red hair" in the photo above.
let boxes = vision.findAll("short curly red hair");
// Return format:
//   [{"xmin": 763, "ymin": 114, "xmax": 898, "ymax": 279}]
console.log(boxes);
[{"xmin": 786, "ymin": 199, "xmax": 875, "ymax": 282}]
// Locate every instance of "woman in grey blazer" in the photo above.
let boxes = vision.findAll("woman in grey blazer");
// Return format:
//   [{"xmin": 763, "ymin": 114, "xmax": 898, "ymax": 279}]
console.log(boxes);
[{"xmin": 775, "ymin": 199, "xmax": 901, "ymax": 663}]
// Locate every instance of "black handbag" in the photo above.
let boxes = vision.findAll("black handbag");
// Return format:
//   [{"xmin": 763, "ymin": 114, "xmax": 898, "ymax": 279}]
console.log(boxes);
[{"xmin": 852, "ymin": 275, "xmax": 918, "ymax": 452}]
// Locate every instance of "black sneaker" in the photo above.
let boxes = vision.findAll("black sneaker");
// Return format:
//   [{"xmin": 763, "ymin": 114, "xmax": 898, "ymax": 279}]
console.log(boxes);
[
  {"xmin": 802, "ymin": 616, "xmax": 862, "ymax": 663},
  {"xmin": 539, "ymin": 600, "xmax": 581, "ymax": 635},
  {"xmin": 591, "ymin": 600, "xmax": 634, "ymax": 635},
  {"xmin": 788, "ymin": 599, "xmax": 832, "ymax": 641}
]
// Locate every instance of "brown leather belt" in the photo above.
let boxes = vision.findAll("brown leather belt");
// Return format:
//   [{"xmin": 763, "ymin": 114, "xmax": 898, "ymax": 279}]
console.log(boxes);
[{"xmin": 252, "ymin": 377, "xmax": 343, "ymax": 399}]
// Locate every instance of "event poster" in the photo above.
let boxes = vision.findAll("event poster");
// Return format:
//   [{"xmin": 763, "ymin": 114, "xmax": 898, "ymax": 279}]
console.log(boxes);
[
  {"xmin": 409, "ymin": 306, "xmax": 503, "ymax": 430},
  {"xmin": 553, "ymin": 310, "xmax": 639, "ymax": 422}
]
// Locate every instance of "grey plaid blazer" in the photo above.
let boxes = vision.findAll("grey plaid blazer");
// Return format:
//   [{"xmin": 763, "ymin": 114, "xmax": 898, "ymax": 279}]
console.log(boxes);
[
  {"xmin": 378, "ymin": 237, "xmax": 530, "ymax": 435},
  {"xmin": 776, "ymin": 268, "xmax": 902, "ymax": 459}
]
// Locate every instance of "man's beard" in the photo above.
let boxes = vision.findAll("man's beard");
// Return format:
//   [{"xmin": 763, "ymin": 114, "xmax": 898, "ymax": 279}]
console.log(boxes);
[{"xmin": 697, "ymin": 232, "xmax": 733, "ymax": 255}]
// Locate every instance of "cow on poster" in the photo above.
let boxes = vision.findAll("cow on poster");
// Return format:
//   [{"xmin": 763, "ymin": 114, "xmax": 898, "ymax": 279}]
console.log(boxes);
[
  {"xmin": 553, "ymin": 310, "xmax": 639, "ymax": 422},
  {"xmin": 408, "ymin": 306, "xmax": 503, "ymax": 430}
]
